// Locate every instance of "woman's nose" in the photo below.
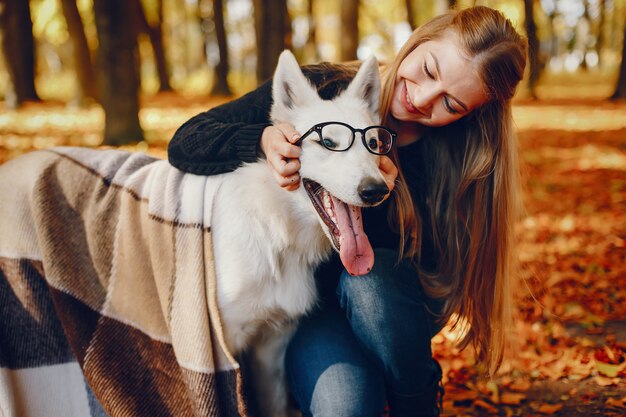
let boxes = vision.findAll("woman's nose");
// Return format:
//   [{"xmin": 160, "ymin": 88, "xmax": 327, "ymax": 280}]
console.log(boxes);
[{"xmin": 412, "ymin": 84, "xmax": 439, "ymax": 115}]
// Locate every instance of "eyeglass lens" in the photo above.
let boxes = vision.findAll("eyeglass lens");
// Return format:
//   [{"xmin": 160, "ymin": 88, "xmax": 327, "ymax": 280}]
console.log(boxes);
[
  {"xmin": 318, "ymin": 123, "xmax": 393, "ymax": 155},
  {"xmin": 364, "ymin": 127, "xmax": 393, "ymax": 155},
  {"xmin": 319, "ymin": 124, "xmax": 354, "ymax": 151}
]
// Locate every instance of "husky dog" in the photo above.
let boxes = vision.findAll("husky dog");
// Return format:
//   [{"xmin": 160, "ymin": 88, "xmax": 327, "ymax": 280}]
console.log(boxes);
[
  {"xmin": 213, "ymin": 50, "xmax": 391, "ymax": 415},
  {"xmin": 0, "ymin": 50, "xmax": 392, "ymax": 417}
]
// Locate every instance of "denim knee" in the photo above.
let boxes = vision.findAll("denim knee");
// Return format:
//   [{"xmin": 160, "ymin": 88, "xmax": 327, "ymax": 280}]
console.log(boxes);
[
  {"xmin": 286, "ymin": 308, "xmax": 386, "ymax": 417},
  {"xmin": 337, "ymin": 248, "xmax": 418, "ymax": 322},
  {"xmin": 337, "ymin": 248, "xmax": 440, "ymax": 338},
  {"xmin": 306, "ymin": 362, "xmax": 386, "ymax": 417},
  {"xmin": 336, "ymin": 248, "xmax": 443, "ymax": 393}
]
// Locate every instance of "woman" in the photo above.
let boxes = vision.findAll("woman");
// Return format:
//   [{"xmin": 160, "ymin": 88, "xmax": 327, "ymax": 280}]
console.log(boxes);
[{"xmin": 168, "ymin": 6, "xmax": 527, "ymax": 417}]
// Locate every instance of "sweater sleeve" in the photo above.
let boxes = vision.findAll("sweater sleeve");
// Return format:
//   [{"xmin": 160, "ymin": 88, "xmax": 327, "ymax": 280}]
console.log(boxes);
[
  {"xmin": 167, "ymin": 63, "xmax": 352, "ymax": 175},
  {"xmin": 167, "ymin": 79, "xmax": 274, "ymax": 175}
]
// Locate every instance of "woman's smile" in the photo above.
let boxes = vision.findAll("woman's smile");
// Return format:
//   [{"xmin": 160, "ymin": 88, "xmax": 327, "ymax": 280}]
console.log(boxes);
[{"xmin": 401, "ymin": 81, "xmax": 426, "ymax": 116}]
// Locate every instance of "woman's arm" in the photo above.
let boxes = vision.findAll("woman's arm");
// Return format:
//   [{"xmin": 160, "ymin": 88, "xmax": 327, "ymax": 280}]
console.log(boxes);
[
  {"xmin": 168, "ymin": 63, "xmax": 352, "ymax": 177},
  {"xmin": 167, "ymin": 80, "xmax": 274, "ymax": 175}
]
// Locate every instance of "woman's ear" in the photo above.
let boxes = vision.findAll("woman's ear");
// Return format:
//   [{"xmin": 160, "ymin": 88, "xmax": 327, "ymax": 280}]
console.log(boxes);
[
  {"xmin": 270, "ymin": 50, "xmax": 321, "ymax": 123},
  {"xmin": 343, "ymin": 55, "xmax": 381, "ymax": 118}
]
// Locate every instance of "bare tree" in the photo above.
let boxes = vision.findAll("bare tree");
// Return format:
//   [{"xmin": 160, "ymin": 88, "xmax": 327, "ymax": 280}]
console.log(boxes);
[
  {"xmin": 0, "ymin": 0, "xmax": 40, "ymax": 107},
  {"xmin": 210, "ymin": 0, "xmax": 232, "ymax": 96},
  {"xmin": 253, "ymin": 0, "xmax": 289, "ymax": 84},
  {"xmin": 341, "ymin": 0, "xmax": 359, "ymax": 61},
  {"xmin": 93, "ymin": 0, "xmax": 143, "ymax": 145},
  {"xmin": 132, "ymin": 0, "xmax": 171, "ymax": 92},
  {"xmin": 524, "ymin": 0, "xmax": 540, "ymax": 99},
  {"xmin": 611, "ymin": 22, "xmax": 626, "ymax": 99},
  {"xmin": 302, "ymin": 0, "xmax": 320, "ymax": 62},
  {"xmin": 596, "ymin": 0, "xmax": 606, "ymax": 67},
  {"xmin": 580, "ymin": 0, "xmax": 591, "ymax": 70},
  {"xmin": 609, "ymin": 0, "xmax": 619, "ymax": 51},
  {"xmin": 547, "ymin": 1, "xmax": 560, "ymax": 61},
  {"xmin": 60, "ymin": 0, "xmax": 97, "ymax": 104}
]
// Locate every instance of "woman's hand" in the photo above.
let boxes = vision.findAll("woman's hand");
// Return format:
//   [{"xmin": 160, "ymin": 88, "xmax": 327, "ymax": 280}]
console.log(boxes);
[
  {"xmin": 379, "ymin": 155, "xmax": 398, "ymax": 199},
  {"xmin": 261, "ymin": 123, "xmax": 302, "ymax": 191},
  {"xmin": 261, "ymin": 123, "xmax": 397, "ymax": 196}
]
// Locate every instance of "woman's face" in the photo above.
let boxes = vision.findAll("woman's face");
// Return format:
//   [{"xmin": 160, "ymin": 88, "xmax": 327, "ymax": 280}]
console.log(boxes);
[{"xmin": 390, "ymin": 31, "xmax": 488, "ymax": 128}]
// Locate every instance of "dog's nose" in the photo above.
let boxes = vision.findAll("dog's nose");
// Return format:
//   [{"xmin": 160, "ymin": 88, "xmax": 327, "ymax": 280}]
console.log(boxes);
[{"xmin": 358, "ymin": 179, "xmax": 389, "ymax": 204}]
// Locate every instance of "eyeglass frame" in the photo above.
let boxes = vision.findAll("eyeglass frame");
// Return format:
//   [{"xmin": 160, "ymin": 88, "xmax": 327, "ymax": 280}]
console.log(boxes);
[{"xmin": 295, "ymin": 121, "xmax": 397, "ymax": 156}]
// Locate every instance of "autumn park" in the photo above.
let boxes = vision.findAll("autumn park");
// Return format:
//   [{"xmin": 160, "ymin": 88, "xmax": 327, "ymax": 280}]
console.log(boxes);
[{"xmin": 0, "ymin": 0, "xmax": 625, "ymax": 416}]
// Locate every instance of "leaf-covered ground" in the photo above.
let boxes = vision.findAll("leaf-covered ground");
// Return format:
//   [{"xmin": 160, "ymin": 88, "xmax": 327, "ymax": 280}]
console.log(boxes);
[
  {"xmin": 1, "ymin": 91, "xmax": 625, "ymax": 416},
  {"xmin": 436, "ymin": 98, "xmax": 626, "ymax": 417}
]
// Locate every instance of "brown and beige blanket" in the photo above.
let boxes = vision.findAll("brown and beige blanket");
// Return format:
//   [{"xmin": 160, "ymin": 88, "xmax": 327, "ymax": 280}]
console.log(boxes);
[{"xmin": 0, "ymin": 147, "xmax": 249, "ymax": 417}]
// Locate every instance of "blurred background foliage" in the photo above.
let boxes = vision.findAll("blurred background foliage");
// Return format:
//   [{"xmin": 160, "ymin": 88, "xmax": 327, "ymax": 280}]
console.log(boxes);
[{"xmin": 0, "ymin": 0, "xmax": 625, "ymax": 144}]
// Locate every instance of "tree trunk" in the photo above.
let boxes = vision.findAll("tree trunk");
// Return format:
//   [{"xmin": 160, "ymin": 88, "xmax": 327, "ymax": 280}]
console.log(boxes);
[
  {"xmin": 60, "ymin": 0, "xmax": 97, "ymax": 104},
  {"xmin": 611, "ymin": 22, "xmax": 626, "ymax": 99},
  {"xmin": 548, "ymin": 2, "xmax": 560, "ymax": 60},
  {"xmin": 596, "ymin": 0, "xmax": 605, "ymax": 67},
  {"xmin": 524, "ymin": 0, "xmax": 540, "ymax": 99},
  {"xmin": 132, "ymin": 0, "xmax": 171, "ymax": 92},
  {"xmin": 93, "ymin": 0, "xmax": 144, "ymax": 145},
  {"xmin": 0, "ymin": 0, "xmax": 40, "ymax": 107},
  {"xmin": 152, "ymin": 0, "xmax": 171, "ymax": 92},
  {"xmin": 340, "ymin": 0, "xmax": 359, "ymax": 61},
  {"xmin": 253, "ymin": 0, "xmax": 288, "ymax": 84},
  {"xmin": 609, "ymin": 0, "xmax": 618, "ymax": 51},
  {"xmin": 406, "ymin": 0, "xmax": 417, "ymax": 31},
  {"xmin": 580, "ymin": 0, "xmax": 591, "ymax": 71},
  {"xmin": 303, "ymin": 0, "xmax": 320, "ymax": 62},
  {"xmin": 210, "ymin": 0, "xmax": 232, "ymax": 96}
]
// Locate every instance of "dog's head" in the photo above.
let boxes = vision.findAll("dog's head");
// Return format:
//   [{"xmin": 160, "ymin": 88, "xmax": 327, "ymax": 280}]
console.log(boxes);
[{"xmin": 270, "ymin": 50, "xmax": 390, "ymax": 276}]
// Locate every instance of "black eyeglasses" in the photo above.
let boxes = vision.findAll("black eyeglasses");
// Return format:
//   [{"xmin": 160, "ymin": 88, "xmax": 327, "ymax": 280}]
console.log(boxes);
[{"xmin": 296, "ymin": 121, "xmax": 396, "ymax": 155}]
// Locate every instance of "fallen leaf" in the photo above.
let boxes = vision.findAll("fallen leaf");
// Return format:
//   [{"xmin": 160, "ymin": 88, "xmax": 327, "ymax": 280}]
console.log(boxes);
[
  {"xmin": 581, "ymin": 392, "xmax": 599, "ymax": 403},
  {"xmin": 537, "ymin": 403, "xmax": 564, "ymax": 414},
  {"xmin": 509, "ymin": 379, "xmax": 532, "ymax": 392},
  {"xmin": 500, "ymin": 392, "xmax": 527, "ymax": 405},
  {"xmin": 595, "ymin": 360, "xmax": 625, "ymax": 378},
  {"xmin": 605, "ymin": 398, "xmax": 625, "ymax": 409},
  {"xmin": 474, "ymin": 399, "xmax": 498, "ymax": 414},
  {"xmin": 446, "ymin": 389, "xmax": 479, "ymax": 402},
  {"xmin": 594, "ymin": 375, "xmax": 621, "ymax": 386}
]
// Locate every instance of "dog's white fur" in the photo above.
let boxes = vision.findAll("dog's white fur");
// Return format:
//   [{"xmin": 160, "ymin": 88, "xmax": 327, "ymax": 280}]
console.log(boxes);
[{"xmin": 211, "ymin": 50, "xmax": 386, "ymax": 416}]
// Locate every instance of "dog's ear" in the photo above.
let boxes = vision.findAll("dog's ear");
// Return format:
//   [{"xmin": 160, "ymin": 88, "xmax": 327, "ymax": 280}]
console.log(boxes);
[
  {"xmin": 343, "ymin": 55, "xmax": 380, "ymax": 118},
  {"xmin": 271, "ymin": 50, "xmax": 320, "ymax": 122}
]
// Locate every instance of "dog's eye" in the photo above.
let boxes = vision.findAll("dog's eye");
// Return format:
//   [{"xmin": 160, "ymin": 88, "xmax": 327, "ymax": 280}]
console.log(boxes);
[
  {"xmin": 322, "ymin": 138, "xmax": 337, "ymax": 149},
  {"xmin": 368, "ymin": 138, "xmax": 379, "ymax": 150}
]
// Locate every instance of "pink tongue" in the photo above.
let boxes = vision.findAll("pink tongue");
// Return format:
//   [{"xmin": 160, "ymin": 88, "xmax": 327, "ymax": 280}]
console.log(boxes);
[{"xmin": 332, "ymin": 196, "xmax": 375, "ymax": 276}]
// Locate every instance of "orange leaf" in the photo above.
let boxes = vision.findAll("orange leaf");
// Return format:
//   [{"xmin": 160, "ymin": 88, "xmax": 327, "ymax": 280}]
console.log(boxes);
[
  {"xmin": 474, "ymin": 399, "xmax": 498, "ymax": 414},
  {"xmin": 446, "ymin": 389, "xmax": 479, "ymax": 402},
  {"xmin": 537, "ymin": 403, "xmax": 564, "ymax": 414},
  {"xmin": 605, "ymin": 397, "xmax": 626, "ymax": 409},
  {"xmin": 500, "ymin": 392, "xmax": 527, "ymax": 405},
  {"xmin": 508, "ymin": 379, "xmax": 532, "ymax": 392}
]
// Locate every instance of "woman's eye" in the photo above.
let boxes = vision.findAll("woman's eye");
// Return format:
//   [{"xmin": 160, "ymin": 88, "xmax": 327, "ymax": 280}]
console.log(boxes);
[
  {"xmin": 368, "ymin": 138, "xmax": 379, "ymax": 150},
  {"xmin": 423, "ymin": 61, "xmax": 435, "ymax": 79},
  {"xmin": 443, "ymin": 97, "xmax": 460, "ymax": 114},
  {"xmin": 322, "ymin": 138, "xmax": 337, "ymax": 149}
]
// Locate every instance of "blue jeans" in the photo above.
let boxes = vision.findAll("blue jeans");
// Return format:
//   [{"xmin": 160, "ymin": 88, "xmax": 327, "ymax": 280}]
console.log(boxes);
[{"xmin": 285, "ymin": 249, "xmax": 444, "ymax": 417}]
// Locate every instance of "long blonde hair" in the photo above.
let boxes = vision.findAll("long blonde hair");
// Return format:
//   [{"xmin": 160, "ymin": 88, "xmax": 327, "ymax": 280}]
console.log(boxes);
[{"xmin": 379, "ymin": 6, "xmax": 527, "ymax": 374}]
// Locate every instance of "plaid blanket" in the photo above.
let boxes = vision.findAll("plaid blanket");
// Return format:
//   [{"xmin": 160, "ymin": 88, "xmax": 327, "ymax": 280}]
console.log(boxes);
[{"xmin": 0, "ymin": 147, "xmax": 249, "ymax": 417}]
